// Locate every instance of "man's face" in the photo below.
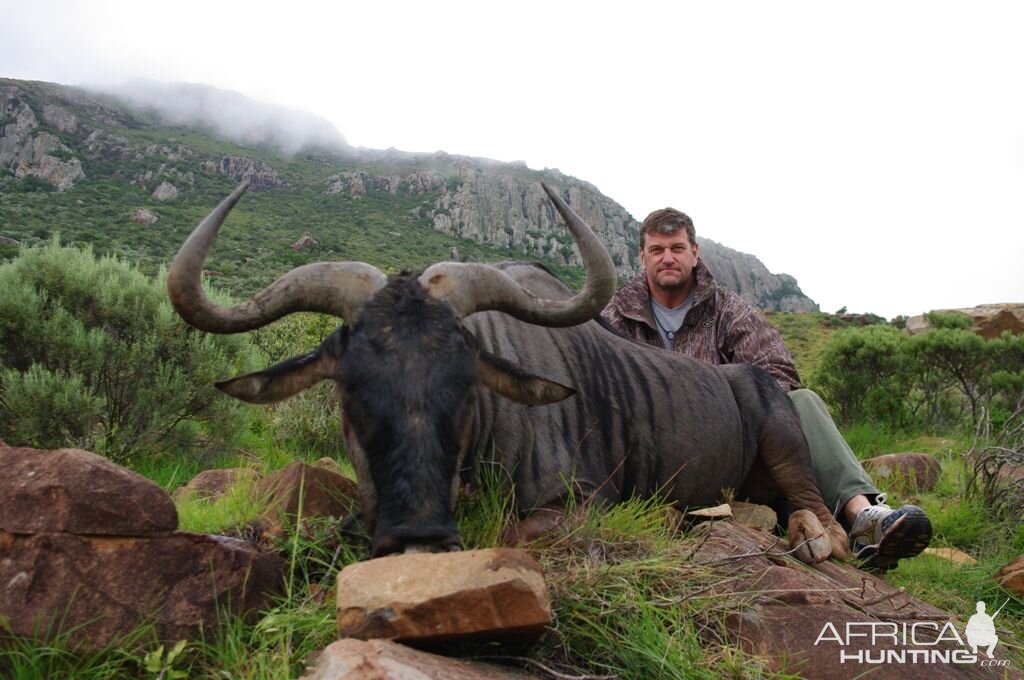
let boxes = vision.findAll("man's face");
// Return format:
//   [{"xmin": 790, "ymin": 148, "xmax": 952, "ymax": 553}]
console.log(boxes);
[{"xmin": 640, "ymin": 230, "xmax": 700, "ymax": 295}]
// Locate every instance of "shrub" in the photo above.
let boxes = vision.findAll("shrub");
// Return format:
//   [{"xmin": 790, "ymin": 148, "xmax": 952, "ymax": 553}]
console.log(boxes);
[
  {"xmin": 811, "ymin": 325, "xmax": 911, "ymax": 426},
  {"xmin": 813, "ymin": 321, "xmax": 1024, "ymax": 433},
  {"xmin": 0, "ymin": 238, "xmax": 262, "ymax": 462},
  {"xmin": 248, "ymin": 312, "xmax": 344, "ymax": 456}
]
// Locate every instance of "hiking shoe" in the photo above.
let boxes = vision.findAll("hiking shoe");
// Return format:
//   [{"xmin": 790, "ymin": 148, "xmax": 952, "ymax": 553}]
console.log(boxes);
[{"xmin": 849, "ymin": 495, "xmax": 932, "ymax": 570}]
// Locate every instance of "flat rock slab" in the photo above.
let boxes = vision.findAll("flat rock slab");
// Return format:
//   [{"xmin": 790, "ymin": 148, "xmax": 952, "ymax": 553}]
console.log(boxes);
[
  {"xmin": 336, "ymin": 548, "xmax": 550, "ymax": 644},
  {"xmin": 697, "ymin": 522, "xmax": 1003, "ymax": 678},
  {"xmin": 0, "ymin": 530, "xmax": 283, "ymax": 651},
  {"xmin": 0, "ymin": 446, "xmax": 177, "ymax": 535},
  {"xmin": 301, "ymin": 638, "xmax": 537, "ymax": 679}
]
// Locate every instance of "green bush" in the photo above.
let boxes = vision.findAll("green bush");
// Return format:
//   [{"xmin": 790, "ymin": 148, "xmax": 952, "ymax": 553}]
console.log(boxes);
[
  {"xmin": 0, "ymin": 238, "xmax": 262, "ymax": 462},
  {"xmin": 812, "ymin": 322, "xmax": 1024, "ymax": 433},
  {"xmin": 811, "ymin": 325, "xmax": 910, "ymax": 427}
]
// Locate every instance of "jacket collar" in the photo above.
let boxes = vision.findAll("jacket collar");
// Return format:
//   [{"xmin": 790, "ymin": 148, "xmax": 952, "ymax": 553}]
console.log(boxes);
[{"xmin": 613, "ymin": 259, "xmax": 718, "ymax": 328}]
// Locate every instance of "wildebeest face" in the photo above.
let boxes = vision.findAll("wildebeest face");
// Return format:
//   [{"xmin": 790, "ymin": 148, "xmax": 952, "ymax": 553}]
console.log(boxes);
[
  {"xmin": 338, "ymin": 276, "xmax": 476, "ymax": 555},
  {"xmin": 217, "ymin": 275, "xmax": 576, "ymax": 555}
]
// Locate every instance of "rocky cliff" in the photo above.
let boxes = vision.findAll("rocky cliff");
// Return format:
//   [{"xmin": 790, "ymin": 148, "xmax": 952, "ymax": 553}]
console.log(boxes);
[{"xmin": 0, "ymin": 78, "xmax": 817, "ymax": 311}]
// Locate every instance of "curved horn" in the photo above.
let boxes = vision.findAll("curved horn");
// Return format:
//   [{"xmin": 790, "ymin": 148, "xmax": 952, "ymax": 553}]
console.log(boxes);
[
  {"xmin": 418, "ymin": 182, "xmax": 616, "ymax": 326},
  {"xmin": 167, "ymin": 183, "xmax": 387, "ymax": 333}
]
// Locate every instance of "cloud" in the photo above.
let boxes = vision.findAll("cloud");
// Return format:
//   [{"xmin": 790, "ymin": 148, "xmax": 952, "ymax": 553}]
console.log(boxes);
[{"xmin": 97, "ymin": 79, "xmax": 349, "ymax": 155}]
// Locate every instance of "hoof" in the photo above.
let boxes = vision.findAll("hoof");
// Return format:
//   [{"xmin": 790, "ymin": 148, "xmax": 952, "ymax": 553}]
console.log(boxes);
[{"xmin": 788, "ymin": 509, "xmax": 831, "ymax": 563}]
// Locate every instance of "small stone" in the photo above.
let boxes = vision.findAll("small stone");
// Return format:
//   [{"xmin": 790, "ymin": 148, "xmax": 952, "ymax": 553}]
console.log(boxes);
[
  {"xmin": 686, "ymin": 503, "xmax": 733, "ymax": 521},
  {"xmin": 336, "ymin": 548, "xmax": 550, "ymax": 644},
  {"xmin": 921, "ymin": 547, "xmax": 977, "ymax": 565},
  {"xmin": 730, "ymin": 502, "xmax": 778, "ymax": 533},
  {"xmin": 172, "ymin": 468, "xmax": 260, "ymax": 502}
]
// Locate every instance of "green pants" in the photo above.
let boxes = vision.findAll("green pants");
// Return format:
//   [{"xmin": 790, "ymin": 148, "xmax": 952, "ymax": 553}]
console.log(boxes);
[{"xmin": 788, "ymin": 389, "xmax": 879, "ymax": 517}]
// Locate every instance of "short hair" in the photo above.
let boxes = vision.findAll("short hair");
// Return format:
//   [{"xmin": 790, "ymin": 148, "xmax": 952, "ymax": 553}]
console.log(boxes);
[{"xmin": 639, "ymin": 208, "xmax": 695, "ymax": 250}]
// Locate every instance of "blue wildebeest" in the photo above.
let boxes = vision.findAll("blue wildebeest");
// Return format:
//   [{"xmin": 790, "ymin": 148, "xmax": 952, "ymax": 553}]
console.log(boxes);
[{"xmin": 168, "ymin": 183, "xmax": 849, "ymax": 561}]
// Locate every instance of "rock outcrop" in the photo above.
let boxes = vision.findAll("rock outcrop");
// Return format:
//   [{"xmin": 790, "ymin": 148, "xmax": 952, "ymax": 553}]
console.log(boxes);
[
  {"xmin": 202, "ymin": 155, "xmax": 282, "ymax": 190},
  {"xmin": 0, "ymin": 446, "xmax": 284, "ymax": 651},
  {"xmin": 0, "ymin": 85, "xmax": 85, "ymax": 190},
  {"xmin": 906, "ymin": 304, "xmax": 1024, "ymax": 339},
  {"xmin": 152, "ymin": 180, "xmax": 179, "ymax": 200}
]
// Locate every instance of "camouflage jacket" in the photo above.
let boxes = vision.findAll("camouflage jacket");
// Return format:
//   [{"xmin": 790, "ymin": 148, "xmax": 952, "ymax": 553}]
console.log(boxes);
[{"xmin": 599, "ymin": 260, "xmax": 802, "ymax": 391}]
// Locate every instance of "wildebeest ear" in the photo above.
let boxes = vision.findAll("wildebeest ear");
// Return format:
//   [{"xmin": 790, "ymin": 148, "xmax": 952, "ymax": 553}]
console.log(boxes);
[
  {"xmin": 217, "ymin": 347, "xmax": 340, "ymax": 404},
  {"xmin": 475, "ymin": 350, "xmax": 575, "ymax": 406}
]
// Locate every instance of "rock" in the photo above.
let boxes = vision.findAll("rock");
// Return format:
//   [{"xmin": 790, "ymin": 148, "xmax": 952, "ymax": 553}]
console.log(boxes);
[
  {"xmin": 300, "ymin": 638, "xmax": 535, "ymax": 679},
  {"xmin": 0, "ymin": 236, "xmax": 19, "ymax": 246},
  {"xmin": 42, "ymin": 104, "xmax": 79, "ymax": 133},
  {"xmin": 257, "ymin": 461, "xmax": 360, "ymax": 528},
  {"xmin": 292, "ymin": 234, "xmax": 318, "ymax": 251},
  {"xmin": 132, "ymin": 207, "xmax": 159, "ymax": 225},
  {"xmin": 172, "ymin": 467, "xmax": 260, "ymax": 502},
  {"xmin": 313, "ymin": 457, "xmax": 347, "ymax": 477},
  {"xmin": 906, "ymin": 304, "xmax": 1024, "ymax": 339},
  {"xmin": 995, "ymin": 555, "xmax": 1024, "ymax": 596},
  {"xmin": 0, "ymin": 530, "xmax": 283, "ymax": 652},
  {"xmin": 0, "ymin": 446, "xmax": 177, "ymax": 535},
  {"xmin": 685, "ymin": 503, "xmax": 733, "ymax": 521},
  {"xmin": 336, "ymin": 548, "xmax": 550, "ymax": 644},
  {"xmin": 202, "ymin": 155, "xmax": 281, "ymax": 190},
  {"xmin": 730, "ymin": 501, "xmax": 778, "ymax": 532},
  {"xmin": 152, "ymin": 180, "xmax": 179, "ymax": 201},
  {"xmin": 697, "ymin": 522, "xmax": 991, "ymax": 677},
  {"xmin": 862, "ymin": 452, "xmax": 942, "ymax": 492},
  {"xmin": 922, "ymin": 547, "xmax": 977, "ymax": 565}
]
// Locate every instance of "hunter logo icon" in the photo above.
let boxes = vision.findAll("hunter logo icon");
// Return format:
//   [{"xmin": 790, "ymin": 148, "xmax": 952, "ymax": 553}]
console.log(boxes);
[{"xmin": 965, "ymin": 600, "xmax": 1005, "ymax": 659}]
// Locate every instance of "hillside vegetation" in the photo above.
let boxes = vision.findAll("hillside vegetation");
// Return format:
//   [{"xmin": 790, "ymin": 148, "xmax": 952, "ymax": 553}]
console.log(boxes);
[{"xmin": 0, "ymin": 77, "xmax": 817, "ymax": 311}]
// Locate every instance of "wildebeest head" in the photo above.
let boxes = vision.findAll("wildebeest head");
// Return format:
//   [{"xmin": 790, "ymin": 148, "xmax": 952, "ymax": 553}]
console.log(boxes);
[{"xmin": 167, "ymin": 182, "xmax": 615, "ymax": 555}]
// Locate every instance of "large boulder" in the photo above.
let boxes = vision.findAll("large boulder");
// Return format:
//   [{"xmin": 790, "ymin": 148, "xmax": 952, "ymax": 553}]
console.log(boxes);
[
  {"xmin": 257, "ymin": 461, "xmax": 360, "ymax": 527},
  {"xmin": 862, "ymin": 452, "xmax": 943, "ymax": 492},
  {"xmin": 698, "ymin": 522, "xmax": 1003, "ymax": 678},
  {"xmin": 0, "ymin": 446, "xmax": 177, "ymax": 535},
  {"xmin": 995, "ymin": 555, "xmax": 1024, "ymax": 597},
  {"xmin": 301, "ymin": 638, "xmax": 536, "ymax": 679},
  {"xmin": 336, "ymin": 549, "xmax": 551, "ymax": 645},
  {"xmin": 0, "ymin": 530, "xmax": 283, "ymax": 651}
]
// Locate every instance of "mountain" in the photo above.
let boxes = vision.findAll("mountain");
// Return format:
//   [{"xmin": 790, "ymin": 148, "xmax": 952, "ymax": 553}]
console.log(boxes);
[{"xmin": 0, "ymin": 78, "xmax": 817, "ymax": 311}]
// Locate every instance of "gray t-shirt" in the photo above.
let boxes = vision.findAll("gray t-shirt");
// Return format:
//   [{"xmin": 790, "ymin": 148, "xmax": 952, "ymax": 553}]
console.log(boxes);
[{"xmin": 650, "ymin": 290, "xmax": 695, "ymax": 349}]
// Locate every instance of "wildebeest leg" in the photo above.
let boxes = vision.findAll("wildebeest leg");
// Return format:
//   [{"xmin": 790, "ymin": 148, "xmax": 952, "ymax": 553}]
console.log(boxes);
[{"xmin": 759, "ymin": 418, "xmax": 851, "ymax": 562}]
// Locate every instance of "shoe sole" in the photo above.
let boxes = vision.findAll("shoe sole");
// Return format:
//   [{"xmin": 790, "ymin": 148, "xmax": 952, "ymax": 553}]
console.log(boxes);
[{"xmin": 858, "ymin": 508, "xmax": 932, "ymax": 571}]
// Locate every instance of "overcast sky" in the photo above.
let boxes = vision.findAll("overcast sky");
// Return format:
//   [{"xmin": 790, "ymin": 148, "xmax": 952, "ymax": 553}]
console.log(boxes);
[{"xmin": 2, "ymin": 1, "xmax": 1022, "ymax": 318}]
